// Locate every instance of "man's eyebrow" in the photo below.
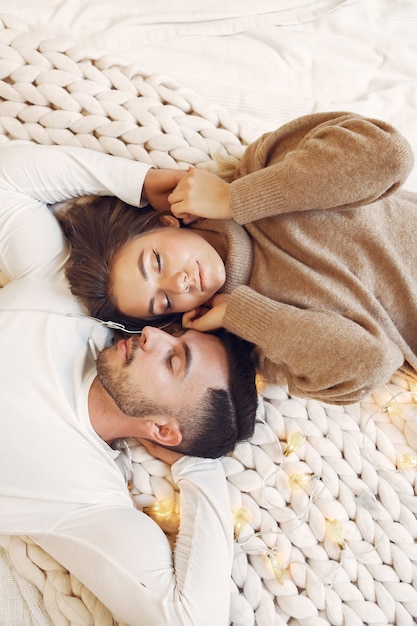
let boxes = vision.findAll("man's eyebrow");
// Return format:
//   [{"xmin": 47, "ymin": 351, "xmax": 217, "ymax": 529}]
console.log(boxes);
[
  {"xmin": 182, "ymin": 340, "xmax": 192, "ymax": 379},
  {"xmin": 139, "ymin": 250, "xmax": 155, "ymax": 316}
]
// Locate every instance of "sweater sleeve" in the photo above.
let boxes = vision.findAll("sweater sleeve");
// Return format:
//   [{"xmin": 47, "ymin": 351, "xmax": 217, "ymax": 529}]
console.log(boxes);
[
  {"xmin": 224, "ymin": 286, "xmax": 404, "ymax": 404},
  {"xmin": 230, "ymin": 112, "xmax": 415, "ymax": 225}
]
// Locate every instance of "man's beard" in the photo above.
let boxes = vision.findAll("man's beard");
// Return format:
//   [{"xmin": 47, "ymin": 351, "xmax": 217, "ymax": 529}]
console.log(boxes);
[{"xmin": 96, "ymin": 338, "xmax": 162, "ymax": 417}]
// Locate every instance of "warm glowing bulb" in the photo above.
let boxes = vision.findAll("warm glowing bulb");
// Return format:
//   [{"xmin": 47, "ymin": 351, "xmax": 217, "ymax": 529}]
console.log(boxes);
[
  {"xmin": 234, "ymin": 507, "xmax": 250, "ymax": 539},
  {"xmin": 397, "ymin": 453, "xmax": 417, "ymax": 470},
  {"xmin": 327, "ymin": 519, "xmax": 346, "ymax": 550},
  {"xmin": 288, "ymin": 472, "xmax": 315, "ymax": 490},
  {"xmin": 255, "ymin": 373, "xmax": 267, "ymax": 392},
  {"xmin": 382, "ymin": 401, "xmax": 402, "ymax": 416},
  {"xmin": 269, "ymin": 550, "xmax": 288, "ymax": 584},
  {"xmin": 144, "ymin": 499, "xmax": 174, "ymax": 519},
  {"xmin": 284, "ymin": 432, "xmax": 306, "ymax": 456}
]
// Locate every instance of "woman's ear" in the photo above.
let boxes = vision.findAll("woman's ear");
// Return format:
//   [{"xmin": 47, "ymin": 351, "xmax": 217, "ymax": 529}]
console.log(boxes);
[
  {"xmin": 158, "ymin": 215, "xmax": 180, "ymax": 228},
  {"xmin": 144, "ymin": 416, "xmax": 182, "ymax": 447}
]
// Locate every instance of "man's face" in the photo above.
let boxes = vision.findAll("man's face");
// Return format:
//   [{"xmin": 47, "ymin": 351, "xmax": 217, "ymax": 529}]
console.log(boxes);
[{"xmin": 96, "ymin": 326, "xmax": 229, "ymax": 417}]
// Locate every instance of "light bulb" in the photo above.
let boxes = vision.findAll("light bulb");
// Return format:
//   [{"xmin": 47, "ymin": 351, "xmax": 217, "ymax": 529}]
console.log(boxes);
[
  {"xmin": 255, "ymin": 373, "xmax": 267, "ymax": 392},
  {"xmin": 327, "ymin": 519, "xmax": 346, "ymax": 550},
  {"xmin": 288, "ymin": 472, "xmax": 315, "ymax": 490},
  {"xmin": 397, "ymin": 453, "xmax": 417, "ymax": 470},
  {"xmin": 234, "ymin": 507, "xmax": 250, "ymax": 539},
  {"xmin": 382, "ymin": 401, "xmax": 402, "ymax": 416},
  {"xmin": 356, "ymin": 490, "xmax": 378, "ymax": 512},
  {"xmin": 269, "ymin": 550, "xmax": 288, "ymax": 584},
  {"xmin": 144, "ymin": 499, "xmax": 174, "ymax": 519},
  {"xmin": 284, "ymin": 431, "xmax": 306, "ymax": 456}
]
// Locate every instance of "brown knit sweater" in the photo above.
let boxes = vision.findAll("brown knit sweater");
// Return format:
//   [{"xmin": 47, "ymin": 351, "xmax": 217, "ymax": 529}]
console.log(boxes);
[{"xmin": 201, "ymin": 112, "xmax": 416, "ymax": 404}]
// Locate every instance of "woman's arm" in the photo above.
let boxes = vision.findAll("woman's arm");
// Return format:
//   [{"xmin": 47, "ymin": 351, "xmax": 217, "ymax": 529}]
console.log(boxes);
[
  {"xmin": 223, "ymin": 286, "xmax": 404, "ymax": 404},
  {"xmin": 230, "ymin": 112, "xmax": 414, "ymax": 224},
  {"xmin": 168, "ymin": 112, "xmax": 414, "ymax": 224}
]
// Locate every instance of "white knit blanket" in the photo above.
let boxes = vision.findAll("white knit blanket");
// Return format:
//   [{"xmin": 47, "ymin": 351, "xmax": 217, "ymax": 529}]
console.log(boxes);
[{"xmin": 0, "ymin": 14, "xmax": 416, "ymax": 626}]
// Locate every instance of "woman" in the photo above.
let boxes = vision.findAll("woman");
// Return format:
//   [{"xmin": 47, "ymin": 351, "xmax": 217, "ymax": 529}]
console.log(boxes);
[{"xmin": 59, "ymin": 111, "xmax": 417, "ymax": 404}]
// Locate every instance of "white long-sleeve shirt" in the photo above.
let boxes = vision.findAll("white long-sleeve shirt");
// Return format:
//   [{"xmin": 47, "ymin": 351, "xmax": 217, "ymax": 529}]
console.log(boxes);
[{"xmin": 0, "ymin": 143, "xmax": 233, "ymax": 626}]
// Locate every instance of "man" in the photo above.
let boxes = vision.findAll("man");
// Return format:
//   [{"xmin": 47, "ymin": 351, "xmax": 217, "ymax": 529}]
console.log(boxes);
[{"xmin": 0, "ymin": 143, "xmax": 258, "ymax": 626}]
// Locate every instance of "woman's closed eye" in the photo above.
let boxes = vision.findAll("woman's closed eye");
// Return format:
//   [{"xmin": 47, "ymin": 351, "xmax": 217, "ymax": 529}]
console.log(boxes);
[
  {"xmin": 153, "ymin": 249, "xmax": 161, "ymax": 272},
  {"xmin": 150, "ymin": 250, "xmax": 171, "ymax": 313},
  {"xmin": 151, "ymin": 291, "xmax": 172, "ymax": 316},
  {"xmin": 163, "ymin": 292, "xmax": 172, "ymax": 311}
]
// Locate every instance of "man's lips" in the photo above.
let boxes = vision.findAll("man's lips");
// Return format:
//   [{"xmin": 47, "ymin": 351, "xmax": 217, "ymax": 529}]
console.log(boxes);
[
  {"xmin": 118, "ymin": 338, "xmax": 132, "ymax": 360},
  {"xmin": 118, "ymin": 339, "xmax": 127, "ymax": 359}
]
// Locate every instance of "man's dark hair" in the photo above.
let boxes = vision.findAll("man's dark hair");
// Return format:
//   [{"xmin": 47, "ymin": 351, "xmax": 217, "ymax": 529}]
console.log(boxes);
[{"xmin": 169, "ymin": 330, "xmax": 258, "ymax": 458}]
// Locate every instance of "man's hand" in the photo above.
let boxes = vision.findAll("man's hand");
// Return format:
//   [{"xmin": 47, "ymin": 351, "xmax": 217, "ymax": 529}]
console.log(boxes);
[
  {"xmin": 182, "ymin": 293, "xmax": 229, "ymax": 332},
  {"xmin": 142, "ymin": 169, "xmax": 187, "ymax": 213},
  {"xmin": 168, "ymin": 168, "xmax": 232, "ymax": 224},
  {"xmin": 138, "ymin": 438, "xmax": 183, "ymax": 465}
]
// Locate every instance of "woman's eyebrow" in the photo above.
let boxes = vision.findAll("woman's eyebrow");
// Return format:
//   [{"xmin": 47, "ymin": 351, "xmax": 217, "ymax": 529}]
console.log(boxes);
[
  {"xmin": 138, "ymin": 250, "xmax": 148, "ymax": 280},
  {"xmin": 138, "ymin": 250, "xmax": 154, "ymax": 315}
]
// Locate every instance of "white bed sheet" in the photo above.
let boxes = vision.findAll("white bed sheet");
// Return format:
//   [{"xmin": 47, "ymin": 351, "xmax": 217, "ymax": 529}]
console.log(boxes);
[
  {"xmin": 1, "ymin": 1, "xmax": 417, "ymax": 625},
  {"xmin": 1, "ymin": 0, "xmax": 417, "ymax": 191}
]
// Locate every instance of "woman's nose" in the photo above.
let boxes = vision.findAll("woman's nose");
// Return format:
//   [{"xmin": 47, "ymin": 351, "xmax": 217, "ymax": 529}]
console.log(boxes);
[{"xmin": 170, "ymin": 271, "xmax": 189, "ymax": 293}]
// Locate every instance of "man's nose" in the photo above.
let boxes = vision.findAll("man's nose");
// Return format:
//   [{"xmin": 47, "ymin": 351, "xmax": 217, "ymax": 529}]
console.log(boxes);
[{"xmin": 140, "ymin": 326, "xmax": 174, "ymax": 351}]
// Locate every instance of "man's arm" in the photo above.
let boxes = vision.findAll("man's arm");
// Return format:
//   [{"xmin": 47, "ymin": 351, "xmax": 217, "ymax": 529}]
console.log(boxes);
[
  {"xmin": 0, "ymin": 143, "xmax": 151, "ymax": 281},
  {"xmin": 32, "ymin": 457, "xmax": 233, "ymax": 626},
  {"xmin": 143, "ymin": 168, "xmax": 187, "ymax": 213}
]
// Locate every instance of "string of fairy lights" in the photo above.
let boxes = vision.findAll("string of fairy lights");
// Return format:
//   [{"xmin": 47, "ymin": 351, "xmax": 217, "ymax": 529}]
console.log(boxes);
[{"xmin": 119, "ymin": 379, "xmax": 417, "ymax": 588}]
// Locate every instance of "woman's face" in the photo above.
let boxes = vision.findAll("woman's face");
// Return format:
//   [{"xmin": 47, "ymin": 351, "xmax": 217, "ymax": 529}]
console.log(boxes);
[{"xmin": 110, "ymin": 226, "xmax": 226, "ymax": 318}]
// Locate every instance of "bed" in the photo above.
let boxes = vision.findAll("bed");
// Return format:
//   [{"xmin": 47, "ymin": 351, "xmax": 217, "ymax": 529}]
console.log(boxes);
[{"xmin": 0, "ymin": 1, "xmax": 416, "ymax": 625}]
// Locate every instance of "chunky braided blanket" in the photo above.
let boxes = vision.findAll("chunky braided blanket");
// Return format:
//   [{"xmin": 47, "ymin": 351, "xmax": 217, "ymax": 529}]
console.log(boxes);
[{"xmin": 0, "ymin": 14, "xmax": 416, "ymax": 626}]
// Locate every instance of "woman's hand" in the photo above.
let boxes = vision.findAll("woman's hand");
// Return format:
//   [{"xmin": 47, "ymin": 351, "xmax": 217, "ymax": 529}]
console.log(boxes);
[
  {"xmin": 142, "ymin": 169, "xmax": 187, "ymax": 213},
  {"xmin": 168, "ymin": 168, "xmax": 232, "ymax": 224},
  {"xmin": 182, "ymin": 293, "xmax": 229, "ymax": 332}
]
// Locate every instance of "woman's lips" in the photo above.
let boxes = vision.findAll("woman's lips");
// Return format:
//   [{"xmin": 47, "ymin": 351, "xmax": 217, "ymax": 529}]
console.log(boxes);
[{"xmin": 196, "ymin": 261, "xmax": 204, "ymax": 292}]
